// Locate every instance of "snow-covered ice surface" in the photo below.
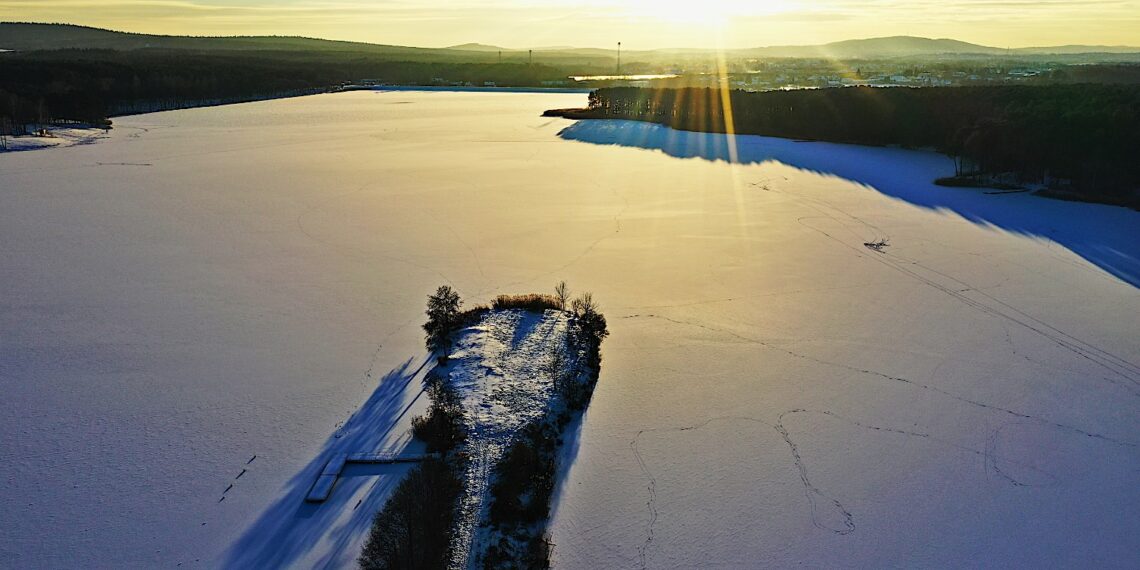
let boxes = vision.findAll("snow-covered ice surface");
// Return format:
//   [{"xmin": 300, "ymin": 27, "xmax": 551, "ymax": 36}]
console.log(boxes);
[
  {"xmin": 443, "ymin": 309, "xmax": 570, "ymax": 569},
  {"xmin": 1, "ymin": 90, "xmax": 1137, "ymax": 568}
]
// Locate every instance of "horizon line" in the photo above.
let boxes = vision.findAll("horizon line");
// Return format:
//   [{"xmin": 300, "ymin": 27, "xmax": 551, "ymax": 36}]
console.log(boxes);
[{"xmin": 4, "ymin": 21, "xmax": 1139, "ymax": 53}]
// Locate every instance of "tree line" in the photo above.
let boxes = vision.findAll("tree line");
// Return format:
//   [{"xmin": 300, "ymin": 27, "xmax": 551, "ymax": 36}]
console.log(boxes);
[
  {"xmin": 585, "ymin": 85, "xmax": 1140, "ymax": 205},
  {"xmin": 0, "ymin": 48, "xmax": 582, "ymax": 132}
]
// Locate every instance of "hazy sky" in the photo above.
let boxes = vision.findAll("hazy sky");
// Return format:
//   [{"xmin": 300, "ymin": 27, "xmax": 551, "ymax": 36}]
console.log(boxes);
[{"xmin": 3, "ymin": 0, "xmax": 1139, "ymax": 49}]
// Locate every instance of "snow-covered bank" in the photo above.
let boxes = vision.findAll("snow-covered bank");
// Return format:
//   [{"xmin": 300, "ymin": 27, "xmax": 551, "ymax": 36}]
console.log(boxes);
[
  {"xmin": 2, "ymin": 90, "xmax": 1137, "ymax": 568},
  {"xmin": 1, "ymin": 125, "xmax": 109, "ymax": 152}
]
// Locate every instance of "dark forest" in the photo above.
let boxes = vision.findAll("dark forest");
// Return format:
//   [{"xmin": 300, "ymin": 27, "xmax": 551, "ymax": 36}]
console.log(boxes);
[{"xmin": 579, "ymin": 85, "xmax": 1140, "ymax": 206}]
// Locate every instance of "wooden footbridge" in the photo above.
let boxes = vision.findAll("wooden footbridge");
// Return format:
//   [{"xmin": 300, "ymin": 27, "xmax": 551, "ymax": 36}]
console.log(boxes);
[{"xmin": 305, "ymin": 451, "xmax": 440, "ymax": 503}]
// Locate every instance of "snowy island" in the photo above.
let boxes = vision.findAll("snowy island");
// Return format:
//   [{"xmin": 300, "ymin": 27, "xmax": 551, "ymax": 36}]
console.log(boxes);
[{"xmin": 359, "ymin": 285, "xmax": 608, "ymax": 569}]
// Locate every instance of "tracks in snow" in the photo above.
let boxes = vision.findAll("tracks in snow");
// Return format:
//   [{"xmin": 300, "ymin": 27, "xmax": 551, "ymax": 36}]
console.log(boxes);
[
  {"xmin": 629, "ymin": 407, "xmax": 1094, "ymax": 568},
  {"xmin": 777, "ymin": 181, "xmax": 1140, "ymax": 391},
  {"xmin": 624, "ymin": 312, "xmax": 1137, "ymax": 447},
  {"xmin": 622, "ymin": 179, "xmax": 1138, "ymax": 566}
]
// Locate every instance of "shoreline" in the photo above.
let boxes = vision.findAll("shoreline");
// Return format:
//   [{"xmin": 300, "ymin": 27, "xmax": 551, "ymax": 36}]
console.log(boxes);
[
  {"xmin": 2, "ymin": 87, "xmax": 590, "ymax": 155},
  {"xmin": 0, "ymin": 124, "xmax": 110, "ymax": 153},
  {"xmin": 542, "ymin": 107, "xmax": 606, "ymax": 119},
  {"xmin": 352, "ymin": 85, "xmax": 592, "ymax": 94},
  {"xmin": 546, "ymin": 107, "xmax": 1139, "ymax": 210},
  {"xmin": 106, "ymin": 87, "xmax": 333, "ymax": 119},
  {"xmin": 1, "ymin": 88, "xmax": 333, "ymax": 154}
]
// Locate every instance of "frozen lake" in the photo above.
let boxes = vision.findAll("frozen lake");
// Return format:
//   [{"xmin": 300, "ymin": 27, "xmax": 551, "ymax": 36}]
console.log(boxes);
[{"xmin": 2, "ymin": 90, "xmax": 1137, "ymax": 568}]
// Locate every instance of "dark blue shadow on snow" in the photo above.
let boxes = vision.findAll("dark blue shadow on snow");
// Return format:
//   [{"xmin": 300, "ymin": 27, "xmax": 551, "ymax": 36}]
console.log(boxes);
[
  {"xmin": 558, "ymin": 120, "xmax": 1140, "ymax": 288},
  {"xmin": 548, "ymin": 410, "xmax": 586, "ymax": 525},
  {"xmin": 223, "ymin": 356, "xmax": 432, "ymax": 569}
]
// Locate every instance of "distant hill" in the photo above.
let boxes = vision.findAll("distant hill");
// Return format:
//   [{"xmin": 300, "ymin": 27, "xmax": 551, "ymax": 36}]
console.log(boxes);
[
  {"xmin": 3, "ymin": 23, "xmax": 1137, "ymax": 62},
  {"xmin": 741, "ymin": 36, "xmax": 999, "ymax": 58},
  {"xmin": 778, "ymin": 36, "xmax": 1005, "ymax": 57},
  {"xmin": 0, "ymin": 22, "xmax": 451, "ymax": 56},
  {"xmin": 0, "ymin": 23, "xmax": 623, "ymax": 66},
  {"xmin": 783, "ymin": 37, "xmax": 1140, "ymax": 58},
  {"xmin": 446, "ymin": 43, "xmax": 510, "ymax": 52},
  {"xmin": 1015, "ymin": 44, "xmax": 1140, "ymax": 55},
  {"xmin": 438, "ymin": 36, "xmax": 1140, "ymax": 60}
]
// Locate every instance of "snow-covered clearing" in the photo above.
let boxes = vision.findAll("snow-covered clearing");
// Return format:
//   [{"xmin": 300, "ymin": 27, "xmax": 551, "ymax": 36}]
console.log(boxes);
[
  {"xmin": 443, "ymin": 308, "xmax": 571, "ymax": 568},
  {"xmin": 1, "ymin": 90, "xmax": 1137, "ymax": 568}
]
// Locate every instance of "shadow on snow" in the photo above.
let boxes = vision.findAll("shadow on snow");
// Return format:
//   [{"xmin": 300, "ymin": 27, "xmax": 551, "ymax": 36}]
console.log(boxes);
[
  {"xmin": 558, "ymin": 119, "xmax": 1140, "ymax": 288},
  {"xmin": 223, "ymin": 356, "xmax": 432, "ymax": 569}
]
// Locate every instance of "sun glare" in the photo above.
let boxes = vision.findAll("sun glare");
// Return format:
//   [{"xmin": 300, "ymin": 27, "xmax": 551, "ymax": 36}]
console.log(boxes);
[{"xmin": 620, "ymin": 0, "xmax": 801, "ymax": 27}]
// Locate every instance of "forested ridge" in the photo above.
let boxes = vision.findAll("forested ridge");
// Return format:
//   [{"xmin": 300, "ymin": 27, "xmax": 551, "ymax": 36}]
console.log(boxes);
[
  {"xmin": 580, "ymin": 86, "xmax": 1140, "ymax": 206},
  {"xmin": 0, "ymin": 48, "xmax": 580, "ymax": 129}
]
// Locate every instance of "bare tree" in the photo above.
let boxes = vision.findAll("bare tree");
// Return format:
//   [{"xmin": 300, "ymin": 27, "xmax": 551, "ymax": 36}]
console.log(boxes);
[
  {"xmin": 570, "ymin": 292, "xmax": 596, "ymax": 317},
  {"xmin": 36, "ymin": 98, "xmax": 48, "ymax": 135},
  {"xmin": 0, "ymin": 116, "xmax": 10, "ymax": 151},
  {"xmin": 545, "ymin": 344, "xmax": 567, "ymax": 393},
  {"xmin": 554, "ymin": 281, "xmax": 570, "ymax": 311}
]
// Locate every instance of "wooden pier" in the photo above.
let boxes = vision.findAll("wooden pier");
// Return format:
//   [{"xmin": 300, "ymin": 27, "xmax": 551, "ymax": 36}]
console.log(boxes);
[{"xmin": 305, "ymin": 452, "xmax": 440, "ymax": 503}]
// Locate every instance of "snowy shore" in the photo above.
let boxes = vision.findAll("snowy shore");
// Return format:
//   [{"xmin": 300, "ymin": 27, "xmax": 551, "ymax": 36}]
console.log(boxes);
[{"xmin": 1, "ymin": 125, "xmax": 109, "ymax": 152}]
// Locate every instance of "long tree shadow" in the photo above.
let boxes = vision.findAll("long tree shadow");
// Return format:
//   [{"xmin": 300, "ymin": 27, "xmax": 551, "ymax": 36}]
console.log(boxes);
[
  {"xmin": 548, "ymin": 410, "xmax": 586, "ymax": 520},
  {"xmin": 223, "ymin": 356, "xmax": 432, "ymax": 569},
  {"xmin": 558, "ymin": 120, "xmax": 1140, "ymax": 287}
]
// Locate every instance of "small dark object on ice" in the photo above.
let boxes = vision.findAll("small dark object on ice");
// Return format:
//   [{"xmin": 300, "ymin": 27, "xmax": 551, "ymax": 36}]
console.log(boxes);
[{"xmin": 863, "ymin": 239, "xmax": 890, "ymax": 252}]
